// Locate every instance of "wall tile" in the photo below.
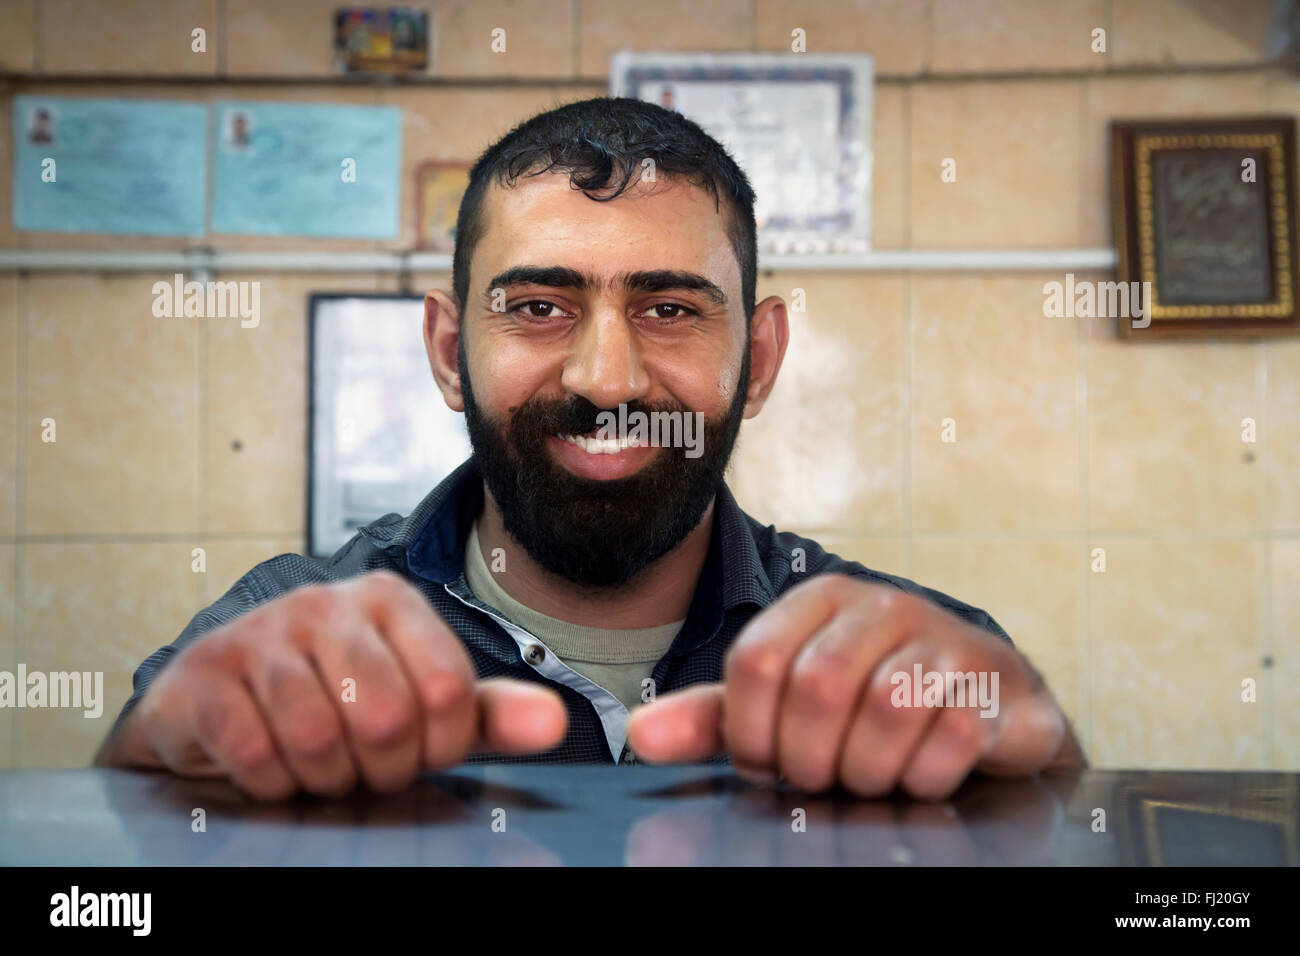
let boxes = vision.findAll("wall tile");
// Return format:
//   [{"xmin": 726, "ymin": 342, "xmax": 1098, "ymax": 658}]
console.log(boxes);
[
  {"xmin": 197, "ymin": 536, "xmax": 303, "ymax": 606},
  {"xmin": 0, "ymin": 89, "xmax": 16, "ymax": 249},
  {"xmin": 225, "ymin": 0, "xmax": 357, "ymax": 78},
  {"xmin": 754, "ymin": 0, "xmax": 928, "ymax": 75},
  {"xmin": 1113, "ymin": 0, "xmax": 1275, "ymax": 68},
  {"xmin": 404, "ymin": 272, "xmax": 453, "ymax": 298},
  {"xmin": 1089, "ymin": 538, "xmax": 1265, "ymax": 769},
  {"xmin": 1087, "ymin": 332, "xmax": 1260, "ymax": 532},
  {"xmin": 435, "ymin": 0, "xmax": 575, "ymax": 79},
  {"xmin": 24, "ymin": 274, "xmax": 200, "ymax": 535},
  {"xmin": 1271, "ymin": 540, "xmax": 1300, "ymax": 769},
  {"xmin": 912, "ymin": 536, "xmax": 1087, "ymax": 748},
  {"xmin": 0, "ymin": 544, "xmax": 13, "ymax": 770},
  {"xmin": 0, "ymin": 277, "xmax": 16, "ymax": 536},
  {"xmin": 932, "ymin": 0, "xmax": 1106, "ymax": 74},
  {"xmin": 729, "ymin": 273, "xmax": 903, "ymax": 534},
  {"xmin": 911, "ymin": 275, "xmax": 1080, "ymax": 532},
  {"xmin": 910, "ymin": 80, "xmax": 1083, "ymax": 247},
  {"xmin": 1266, "ymin": 340, "xmax": 1300, "ymax": 531},
  {"xmin": 0, "ymin": 1, "xmax": 35, "ymax": 72},
  {"xmin": 204, "ymin": 273, "xmax": 375, "ymax": 534},
  {"xmin": 579, "ymin": 0, "xmax": 752, "ymax": 79},
  {"xmin": 39, "ymin": 0, "xmax": 218, "ymax": 75},
  {"xmin": 1266, "ymin": 68, "xmax": 1300, "ymax": 114},
  {"xmin": 806, "ymin": 533, "xmax": 905, "ymax": 579},
  {"xmin": 872, "ymin": 84, "xmax": 907, "ymax": 248},
  {"xmin": 16, "ymin": 541, "xmax": 197, "ymax": 768}
]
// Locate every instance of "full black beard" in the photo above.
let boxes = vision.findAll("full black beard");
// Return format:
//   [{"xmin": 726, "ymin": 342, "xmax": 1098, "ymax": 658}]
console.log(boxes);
[{"xmin": 459, "ymin": 344, "xmax": 749, "ymax": 590}]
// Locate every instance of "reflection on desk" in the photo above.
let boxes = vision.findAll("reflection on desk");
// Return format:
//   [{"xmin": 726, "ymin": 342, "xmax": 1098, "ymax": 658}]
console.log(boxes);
[{"xmin": 0, "ymin": 765, "xmax": 1295, "ymax": 866}]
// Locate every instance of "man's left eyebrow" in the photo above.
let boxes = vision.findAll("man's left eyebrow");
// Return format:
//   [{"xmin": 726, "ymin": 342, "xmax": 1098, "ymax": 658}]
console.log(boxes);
[{"xmin": 620, "ymin": 270, "xmax": 727, "ymax": 305}]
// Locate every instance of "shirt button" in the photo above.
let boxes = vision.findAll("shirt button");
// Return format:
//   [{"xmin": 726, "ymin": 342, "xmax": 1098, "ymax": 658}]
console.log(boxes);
[{"xmin": 523, "ymin": 644, "xmax": 546, "ymax": 666}]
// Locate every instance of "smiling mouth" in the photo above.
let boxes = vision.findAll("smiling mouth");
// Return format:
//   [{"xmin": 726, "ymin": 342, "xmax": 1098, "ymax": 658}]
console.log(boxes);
[{"xmin": 557, "ymin": 432, "xmax": 649, "ymax": 455}]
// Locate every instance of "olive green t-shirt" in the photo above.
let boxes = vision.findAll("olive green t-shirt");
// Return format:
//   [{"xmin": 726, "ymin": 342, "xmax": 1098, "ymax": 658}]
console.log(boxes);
[{"xmin": 463, "ymin": 523, "xmax": 684, "ymax": 713}]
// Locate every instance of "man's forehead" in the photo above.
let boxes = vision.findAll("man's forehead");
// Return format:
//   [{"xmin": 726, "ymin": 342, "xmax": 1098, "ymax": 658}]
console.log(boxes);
[{"xmin": 476, "ymin": 171, "xmax": 739, "ymax": 281}]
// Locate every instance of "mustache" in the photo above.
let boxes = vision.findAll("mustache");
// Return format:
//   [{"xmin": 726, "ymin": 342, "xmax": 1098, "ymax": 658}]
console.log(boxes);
[{"xmin": 510, "ymin": 395, "xmax": 695, "ymax": 437}]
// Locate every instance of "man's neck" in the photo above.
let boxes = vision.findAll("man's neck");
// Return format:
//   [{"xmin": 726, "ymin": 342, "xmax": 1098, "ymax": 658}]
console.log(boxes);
[{"xmin": 473, "ymin": 484, "xmax": 714, "ymax": 628}]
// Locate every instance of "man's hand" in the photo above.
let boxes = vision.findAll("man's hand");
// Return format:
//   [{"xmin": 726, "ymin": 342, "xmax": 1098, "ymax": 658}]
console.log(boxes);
[
  {"xmin": 96, "ymin": 570, "xmax": 568, "ymax": 800},
  {"xmin": 627, "ymin": 574, "xmax": 1084, "ymax": 800}
]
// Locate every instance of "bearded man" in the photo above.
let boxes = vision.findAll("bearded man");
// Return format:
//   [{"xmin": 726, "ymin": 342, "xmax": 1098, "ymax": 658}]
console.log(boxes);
[{"xmin": 98, "ymin": 97, "xmax": 1085, "ymax": 800}]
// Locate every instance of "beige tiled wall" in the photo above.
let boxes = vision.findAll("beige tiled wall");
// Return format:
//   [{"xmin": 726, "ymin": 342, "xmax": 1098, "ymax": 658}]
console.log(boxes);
[{"xmin": 0, "ymin": 0, "xmax": 1294, "ymax": 772}]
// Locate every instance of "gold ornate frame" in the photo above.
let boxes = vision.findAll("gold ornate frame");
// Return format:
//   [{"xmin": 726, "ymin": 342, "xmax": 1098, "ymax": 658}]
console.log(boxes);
[{"xmin": 1112, "ymin": 117, "xmax": 1300, "ymax": 339}]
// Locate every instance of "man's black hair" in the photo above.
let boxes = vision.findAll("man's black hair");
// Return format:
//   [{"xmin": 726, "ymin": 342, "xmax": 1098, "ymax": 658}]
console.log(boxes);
[{"xmin": 451, "ymin": 96, "xmax": 758, "ymax": 324}]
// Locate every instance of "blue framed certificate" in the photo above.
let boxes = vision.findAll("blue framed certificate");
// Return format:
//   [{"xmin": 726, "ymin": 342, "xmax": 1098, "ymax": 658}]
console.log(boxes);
[
  {"xmin": 12, "ymin": 95, "xmax": 207, "ymax": 236},
  {"xmin": 213, "ymin": 101, "xmax": 402, "ymax": 239}
]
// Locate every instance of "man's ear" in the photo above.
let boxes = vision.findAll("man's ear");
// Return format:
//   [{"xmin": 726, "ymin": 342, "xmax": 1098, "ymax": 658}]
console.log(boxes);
[
  {"xmin": 742, "ymin": 295, "xmax": 790, "ymax": 419},
  {"xmin": 424, "ymin": 289, "xmax": 464, "ymax": 413}
]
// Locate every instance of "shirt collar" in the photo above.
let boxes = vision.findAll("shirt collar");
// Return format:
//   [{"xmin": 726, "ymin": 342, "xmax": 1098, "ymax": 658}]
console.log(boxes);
[{"xmin": 382, "ymin": 457, "xmax": 778, "ymax": 643}]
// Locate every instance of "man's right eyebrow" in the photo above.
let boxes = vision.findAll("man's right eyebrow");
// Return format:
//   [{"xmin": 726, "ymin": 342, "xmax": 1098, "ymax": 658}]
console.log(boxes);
[{"xmin": 484, "ymin": 266, "xmax": 588, "ymax": 299}]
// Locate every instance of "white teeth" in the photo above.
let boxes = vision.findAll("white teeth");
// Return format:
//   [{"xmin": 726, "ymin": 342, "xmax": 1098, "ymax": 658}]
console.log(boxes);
[{"xmin": 560, "ymin": 433, "xmax": 643, "ymax": 454}]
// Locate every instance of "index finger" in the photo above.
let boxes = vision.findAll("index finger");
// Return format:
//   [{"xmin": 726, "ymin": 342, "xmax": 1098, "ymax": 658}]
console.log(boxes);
[
  {"xmin": 722, "ymin": 576, "xmax": 918, "ymax": 772},
  {"xmin": 346, "ymin": 571, "xmax": 481, "ymax": 768}
]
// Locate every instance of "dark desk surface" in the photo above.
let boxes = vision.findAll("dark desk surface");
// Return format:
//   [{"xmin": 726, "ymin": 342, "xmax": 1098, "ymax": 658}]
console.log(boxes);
[{"xmin": 1, "ymin": 765, "xmax": 1295, "ymax": 866}]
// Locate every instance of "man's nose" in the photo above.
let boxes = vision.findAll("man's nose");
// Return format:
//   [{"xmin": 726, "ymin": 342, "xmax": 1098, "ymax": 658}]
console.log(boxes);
[{"xmin": 560, "ymin": 309, "xmax": 651, "ymax": 410}]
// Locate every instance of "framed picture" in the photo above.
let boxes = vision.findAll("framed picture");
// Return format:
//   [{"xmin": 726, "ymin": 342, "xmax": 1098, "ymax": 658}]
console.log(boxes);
[
  {"xmin": 308, "ymin": 293, "xmax": 472, "ymax": 559},
  {"xmin": 611, "ymin": 52, "xmax": 873, "ymax": 256},
  {"xmin": 1116, "ymin": 775, "xmax": 1298, "ymax": 866},
  {"xmin": 333, "ymin": 7, "xmax": 429, "ymax": 75},
  {"xmin": 416, "ymin": 160, "xmax": 471, "ymax": 252},
  {"xmin": 1112, "ymin": 116, "xmax": 1300, "ymax": 338}
]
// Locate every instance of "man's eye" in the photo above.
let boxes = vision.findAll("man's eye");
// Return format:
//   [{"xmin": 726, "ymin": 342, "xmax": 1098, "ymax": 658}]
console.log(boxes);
[
  {"xmin": 515, "ymin": 300, "xmax": 566, "ymax": 319},
  {"xmin": 645, "ymin": 303, "xmax": 696, "ymax": 320}
]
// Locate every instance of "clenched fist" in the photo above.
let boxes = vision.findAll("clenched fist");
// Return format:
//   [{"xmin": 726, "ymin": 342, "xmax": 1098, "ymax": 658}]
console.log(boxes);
[
  {"xmin": 627, "ymin": 574, "xmax": 1084, "ymax": 800},
  {"xmin": 96, "ymin": 570, "xmax": 568, "ymax": 800}
]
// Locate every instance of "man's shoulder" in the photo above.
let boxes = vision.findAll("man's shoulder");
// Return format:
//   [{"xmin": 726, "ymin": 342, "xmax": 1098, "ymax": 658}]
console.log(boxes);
[
  {"xmin": 743, "ymin": 516, "xmax": 1013, "ymax": 645},
  {"xmin": 232, "ymin": 513, "xmax": 409, "ymax": 601}
]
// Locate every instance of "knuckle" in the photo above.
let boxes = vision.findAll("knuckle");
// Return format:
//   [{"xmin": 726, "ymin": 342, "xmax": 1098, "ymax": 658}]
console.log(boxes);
[
  {"xmin": 281, "ymin": 712, "xmax": 340, "ymax": 759},
  {"xmin": 942, "ymin": 710, "xmax": 984, "ymax": 752},
  {"xmin": 286, "ymin": 584, "xmax": 344, "ymax": 625},
  {"xmin": 416, "ymin": 666, "xmax": 474, "ymax": 715},
  {"xmin": 727, "ymin": 645, "xmax": 788, "ymax": 688},
  {"xmin": 352, "ymin": 696, "xmax": 418, "ymax": 748},
  {"xmin": 868, "ymin": 675, "xmax": 909, "ymax": 722},
  {"xmin": 177, "ymin": 631, "xmax": 237, "ymax": 673},
  {"xmin": 192, "ymin": 690, "xmax": 232, "ymax": 745},
  {"xmin": 227, "ymin": 726, "xmax": 279, "ymax": 772},
  {"xmin": 873, "ymin": 586, "xmax": 920, "ymax": 621},
  {"xmin": 788, "ymin": 658, "xmax": 859, "ymax": 714}
]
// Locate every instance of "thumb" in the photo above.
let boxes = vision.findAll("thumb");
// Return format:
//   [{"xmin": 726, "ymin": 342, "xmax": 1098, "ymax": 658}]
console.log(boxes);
[
  {"xmin": 471, "ymin": 678, "xmax": 568, "ymax": 756},
  {"xmin": 627, "ymin": 683, "xmax": 725, "ymax": 763}
]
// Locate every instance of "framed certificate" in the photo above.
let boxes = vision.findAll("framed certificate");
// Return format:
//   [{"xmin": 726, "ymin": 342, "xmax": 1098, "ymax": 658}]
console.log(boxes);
[
  {"xmin": 308, "ymin": 294, "xmax": 472, "ymax": 558},
  {"xmin": 1111, "ymin": 117, "xmax": 1300, "ymax": 338},
  {"xmin": 611, "ymin": 52, "xmax": 874, "ymax": 255}
]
